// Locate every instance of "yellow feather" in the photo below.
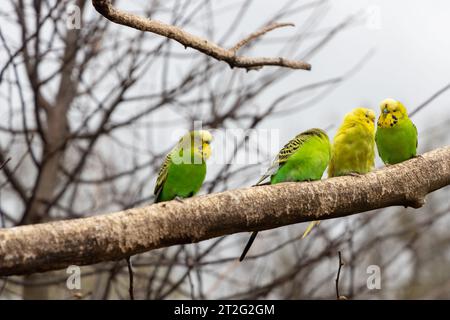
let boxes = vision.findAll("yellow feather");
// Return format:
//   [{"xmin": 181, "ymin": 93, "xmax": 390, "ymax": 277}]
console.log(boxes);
[
  {"xmin": 154, "ymin": 130, "xmax": 212, "ymax": 200},
  {"xmin": 377, "ymin": 98, "xmax": 409, "ymax": 128},
  {"xmin": 328, "ymin": 107, "xmax": 375, "ymax": 177},
  {"xmin": 302, "ymin": 108, "xmax": 375, "ymax": 239}
]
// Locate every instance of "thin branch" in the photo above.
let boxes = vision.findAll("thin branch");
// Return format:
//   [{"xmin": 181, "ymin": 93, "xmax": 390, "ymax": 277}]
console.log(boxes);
[
  {"xmin": 230, "ymin": 22, "xmax": 295, "ymax": 53},
  {"xmin": 0, "ymin": 146, "xmax": 449, "ymax": 276},
  {"xmin": 126, "ymin": 257, "xmax": 134, "ymax": 300},
  {"xmin": 0, "ymin": 151, "xmax": 28, "ymax": 203},
  {"xmin": 410, "ymin": 82, "xmax": 450, "ymax": 118},
  {"xmin": 91, "ymin": 0, "xmax": 311, "ymax": 71},
  {"xmin": 0, "ymin": 157, "xmax": 11, "ymax": 171},
  {"xmin": 335, "ymin": 251, "xmax": 346, "ymax": 300}
]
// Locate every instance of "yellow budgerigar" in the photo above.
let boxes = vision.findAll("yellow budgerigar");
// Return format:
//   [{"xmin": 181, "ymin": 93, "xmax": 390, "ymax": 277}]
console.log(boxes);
[{"xmin": 302, "ymin": 107, "xmax": 376, "ymax": 238}]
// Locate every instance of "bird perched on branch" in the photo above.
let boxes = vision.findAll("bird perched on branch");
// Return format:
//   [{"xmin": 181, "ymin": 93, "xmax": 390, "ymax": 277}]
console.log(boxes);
[
  {"xmin": 239, "ymin": 128, "xmax": 331, "ymax": 261},
  {"xmin": 302, "ymin": 108, "xmax": 376, "ymax": 238},
  {"xmin": 154, "ymin": 130, "xmax": 212, "ymax": 203},
  {"xmin": 127, "ymin": 130, "xmax": 212, "ymax": 299},
  {"xmin": 375, "ymin": 98, "xmax": 417, "ymax": 165}
]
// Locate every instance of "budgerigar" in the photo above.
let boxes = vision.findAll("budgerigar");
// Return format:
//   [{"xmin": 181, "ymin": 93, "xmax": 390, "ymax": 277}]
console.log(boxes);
[
  {"xmin": 302, "ymin": 108, "xmax": 376, "ymax": 238},
  {"xmin": 375, "ymin": 98, "xmax": 417, "ymax": 165},
  {"xmin": 239, "ymin": 128, "xmax": 331, "ymax": 262},
  {"xmin": 126, "ymin": 130, "xmax": 212, "ymax": 299},
  {"xmin": 154, "ymin": 130, "xmax": 212, "ymax": 203}
]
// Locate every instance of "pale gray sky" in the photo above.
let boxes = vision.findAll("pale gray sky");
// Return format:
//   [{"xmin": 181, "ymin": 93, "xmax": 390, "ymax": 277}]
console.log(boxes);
[
  {"xmin": 143, "ymin": 0, "xmax": 450, "ymax": 169},
  {"xmin": 245, "ymin": 0, "xmax": 450, "ymax": 149}
]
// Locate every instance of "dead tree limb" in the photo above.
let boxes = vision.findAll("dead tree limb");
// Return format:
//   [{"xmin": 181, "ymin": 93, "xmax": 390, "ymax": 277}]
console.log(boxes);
[
  {"xmin": 91, "ymin": 0, "xmax": 311, "ymax": 71},
  {"xmin": 0, "ymin": 146, "xmax": 449, "ymax": 276}
]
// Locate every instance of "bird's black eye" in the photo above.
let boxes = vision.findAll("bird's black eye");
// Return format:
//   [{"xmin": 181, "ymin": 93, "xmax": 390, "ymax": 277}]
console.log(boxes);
[{"xmin": 385, "ymin": 104, "xmax": 388, "ymax": 108}]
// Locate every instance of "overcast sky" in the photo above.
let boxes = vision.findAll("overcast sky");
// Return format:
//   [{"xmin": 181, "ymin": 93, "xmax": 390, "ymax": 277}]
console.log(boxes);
[
  {"xmin": 237, "ymin": 0, "xmax": 450, "ymax": 150},
  {"xmin": 144, "ymin": 0, "xmax": 450, "ymax": 169}
]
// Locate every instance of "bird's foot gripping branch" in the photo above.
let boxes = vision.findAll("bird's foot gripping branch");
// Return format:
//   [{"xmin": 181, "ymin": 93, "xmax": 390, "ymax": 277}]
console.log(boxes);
[{"xmin": 0, "ymin": 147, "xmax": 449, "ymax": 276}]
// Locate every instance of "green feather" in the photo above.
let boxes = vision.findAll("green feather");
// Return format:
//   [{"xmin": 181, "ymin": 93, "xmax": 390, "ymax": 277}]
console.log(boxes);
[
  {"xmin": 376, "ymin": 118, "xmax": 417, "ymax": 165},
  {"xmin": 240, "ymin": 128, "xmax": 331, "ymax": 261},
  {"xmin": 256, "ymin": 128, "xmax": 331, "ymax": 185},
  {"xmin": 154, "ymin": 131, "xmax": 210, "ymax": 203},
  {"xmin": 155, "ymin": 154, "xmax": 206, "ymax": 203}
]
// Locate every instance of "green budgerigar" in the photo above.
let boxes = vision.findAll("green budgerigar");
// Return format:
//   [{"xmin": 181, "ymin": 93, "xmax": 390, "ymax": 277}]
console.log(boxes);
[
  {"xmin": 154, "ymin": 130, "xmax": 212, "ymax": 203},
  {"xmin": 127, "ymin": 130, "xmax": 212, "ymax": 299},
  {"xmin": 375, "ymin": 98, "xmax": 417, "ymax": 165},
  {"xmin": 302, "ymin": 107, "xmax": 376, "ymax": 238},
  {"xmin": 239, "ymin": 128, "xmax": 331, "ymax": 261}
]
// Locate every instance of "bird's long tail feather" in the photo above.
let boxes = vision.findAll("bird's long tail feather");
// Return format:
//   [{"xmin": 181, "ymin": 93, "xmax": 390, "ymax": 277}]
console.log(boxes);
[
  {"xmin": 239, "ymin": 231, "xmax": 259, "ymax": 261},
  {"xmin": 302, "ymin": 221, "xmax": 320, "ymax": 239}
]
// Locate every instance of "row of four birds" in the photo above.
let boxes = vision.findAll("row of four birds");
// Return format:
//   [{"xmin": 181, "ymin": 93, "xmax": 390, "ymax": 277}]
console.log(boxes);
[{"xmin": 152, "ymin": 98, "xmax": 417, "ymax": 261}]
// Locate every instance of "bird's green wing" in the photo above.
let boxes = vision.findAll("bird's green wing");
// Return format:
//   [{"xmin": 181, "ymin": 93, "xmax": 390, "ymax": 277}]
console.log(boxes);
[
  {"xmin": 413, "ymin": 123, "xmax": 418, "ymax": 149},
  {"xmin": 154, "ymin": 152, "xmax": 172, "ymax": 201},
  {"xmin": 255, "ymin": 133, "xmax": 309, "ymax": 185}
]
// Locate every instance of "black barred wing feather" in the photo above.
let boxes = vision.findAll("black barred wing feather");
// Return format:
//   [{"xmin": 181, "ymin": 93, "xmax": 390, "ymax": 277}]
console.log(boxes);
[
  {"xmin": 413, "ymin": 123, "xmax": 418, "ymax": 149},
  {"xmin": 254, "ymin": 132, "xmax": 309, "ymax": 186},
  {"xmin": 154, "ymin": 152, "xmax": 172, "ymax": 201}
]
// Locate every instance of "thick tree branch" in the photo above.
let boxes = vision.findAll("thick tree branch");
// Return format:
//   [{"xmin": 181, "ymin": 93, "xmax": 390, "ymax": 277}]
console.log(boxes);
[
  {"xmin": 1, "ymin": 147, "xmax": 449, "ymax": 276},
  {"xmin": 91, "ymin": 0, "xmax": 311, "ymax": 71}
]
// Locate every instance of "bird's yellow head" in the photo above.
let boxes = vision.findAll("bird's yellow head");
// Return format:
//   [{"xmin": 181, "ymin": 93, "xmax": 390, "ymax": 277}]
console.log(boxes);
[
  {"xmin": 197, "ymin": 130, "xmax": 213, "ymax": 160},
  {"xmin": 377, "ymin": 98, "xmax": 408, "ymax": 128},
  {"xmin": 176, "ymin": 130, "xmax": 212, "ymax": 164},
  {"xmin": 345, "ymin": 107, "xmax": 376, "ymax": 132},
  {"xmin": 186, "ymin": 130, "xmax": 212, "ymax": 161}
]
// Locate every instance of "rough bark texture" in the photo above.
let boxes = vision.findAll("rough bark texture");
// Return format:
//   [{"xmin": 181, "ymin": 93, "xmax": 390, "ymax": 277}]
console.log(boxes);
[
  {"xmin": 1, "ymin": 146, "xmax": 449, "ymax": 276},
  {"xmin": 91, "ymin": 0, "xmax": 311, "ymax": 71}
]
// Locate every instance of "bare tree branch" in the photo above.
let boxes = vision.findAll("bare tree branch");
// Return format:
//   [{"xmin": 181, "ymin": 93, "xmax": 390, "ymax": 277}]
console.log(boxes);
[
  {"xmin": 410, "ymin": 82, "xmax": 450, "ymax": 117},
  {"xmin": 0, "ymin": 146, "xmax": 449, "ymax": 277},
  {"xmin": 0, "ymin": 157, "xmax": 11, "ymax": 171},
  {"xmin": 335, "ymin": 251, "xmax": 346, "ymax": 300},
  {"xmin": 91, "ymin": 0, "xmax": 311, "ymax": 71},
  {"xmin": 230, "ymin": 22, "xmax": 295, "ymax": 53}
]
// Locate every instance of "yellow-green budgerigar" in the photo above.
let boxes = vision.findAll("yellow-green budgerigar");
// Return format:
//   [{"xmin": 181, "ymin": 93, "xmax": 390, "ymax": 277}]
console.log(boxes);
[
  {"xmin": 302, "ymin": 108, "xmax": 376, "ymax": 238},
  {"xmin": 239, "ymin": 128, "xmax": 331, "ymax": 262},
  {"xmin": 127, "ymin": 130, "xmax": 212, "ymax": 299},
  {"xmin": 375, "ymin": 98, "xmax": 417, "ymax": 165},
  {"xmin": 154, "ymin": 130, "xmax": 212, "ymax": 203}
]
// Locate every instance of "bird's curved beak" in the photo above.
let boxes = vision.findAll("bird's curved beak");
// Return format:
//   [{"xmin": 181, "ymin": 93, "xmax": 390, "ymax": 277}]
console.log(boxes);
[{"xmin": 383, "ymin": 108, "xmax": 389, "ymax": 114}]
